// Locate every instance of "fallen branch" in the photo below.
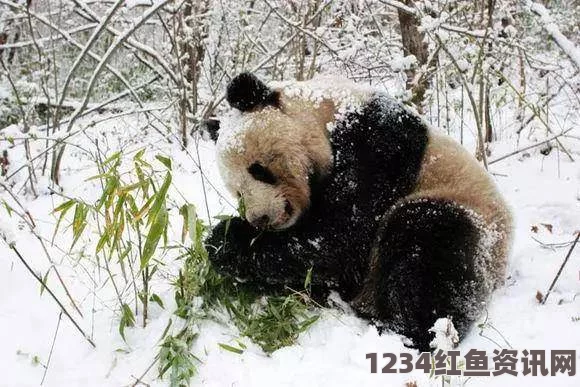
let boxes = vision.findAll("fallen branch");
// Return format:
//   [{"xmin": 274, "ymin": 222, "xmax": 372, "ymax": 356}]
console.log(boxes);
[{"xmin": 489, "ymin": 127, "xmax": 574, "ymax": 165}]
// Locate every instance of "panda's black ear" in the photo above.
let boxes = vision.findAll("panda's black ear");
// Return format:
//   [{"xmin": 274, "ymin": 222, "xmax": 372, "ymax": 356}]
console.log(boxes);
[
  {"xmin": 202, "ymin": 118, "xmax": 220, "ymax": 142},
  {"xmin": 226, "ymin": 72, "xmax": 280, "ymax": 112}
]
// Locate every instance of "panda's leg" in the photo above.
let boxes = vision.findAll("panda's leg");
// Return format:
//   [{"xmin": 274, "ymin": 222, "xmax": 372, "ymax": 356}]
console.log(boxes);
[{"xmin": 372, "ymin": 198, "xmax": 490, "ymax": 351}]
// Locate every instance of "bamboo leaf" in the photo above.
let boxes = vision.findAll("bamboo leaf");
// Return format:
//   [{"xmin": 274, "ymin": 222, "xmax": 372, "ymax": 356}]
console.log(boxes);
[
  {"xmin": 51, "ymin": 199, "xmax": 75, "ymax": 244},
  {"xmin": 298, "ymin": 315, "xmax": 319, "ymax": 332},
  {"xmin": 134, "ymin": 148, "xmax": 145, "ymax": 161},
  {"xmin": 119, "ymin": 303, "xmax": 135, "ymax": 341},
  {"xmin": 155, "ymin": 155, "xmax": 172, "ymax": 170},
  {"xmin": 134, "ymin": 195, "xmax": 155, "ymax": 222},
  {"xmin": 103, "ymin": 151, "xmax": 121, "ymax": 166},
  {"xmin": 95, "ymin": 227, "xmax": 110, "ymax": 254},
  {"xmin": 40, "ymin": 270, "xmax": 50, "ymax": 296},
  {"xmin": 150, "ymin": 293, "xmax": 165, "ymax": 309},
  {"xmin": 179, "ymin": 204, "xmax": 188, "ymax": 243},
  {"xmin": 148, "ymin": 172, "xmax": 171, "ymax": 225},
  {"xmin": 117, "ymin": 181, "xmax": 147, "ymax": 195},
  {"xmin": 218, "ymin": 343, "xmax": 244, "ymax": 355},
  {"xmin": 304, "ymin": 267, "xmax": 313, "ymax": 291},
  {"xmin": 71, "ymin": 203, "xmax": 88, "ymax": 249},
  {"xmin": 2, "ymin": 199, "xmax": 14, "ymax": 216},
  {"xmin": 141, "ymin": 206, "xmax": 168, "ymax": 269},
  {"xmin": 52, "ymin": 199, "xmax": 75, "ymax": 214}
]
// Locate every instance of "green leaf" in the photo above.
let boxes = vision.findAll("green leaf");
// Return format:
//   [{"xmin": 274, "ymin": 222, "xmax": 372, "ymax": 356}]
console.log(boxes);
[
  {"xmin": 179, "ymin": 204, "xmax": 188, "ymax": 244},
  {"xmin": 141, "ymin": 206, "xmax": 168, "ymax": 269},
  {"xmin": 134, "ymin": 148, "xmax": 145, "ymax": 161},
  {"xmin": 118, "ymin": 245, "xmax": 131, "ymax": 263},
  {"xmin": 40, "ymin": 270, "xmax": 50, "ymax": 296},
  {"xmin": 134, "ymin": 195, "xmax": 155, "ymax": 222},
  {"xmin": 102, "ymin": 151, "xmax": 121, "ymax": 166},
  {"xmin": 237, "ymin": 195, "xmax": 246, "ymax": 219},
  {"xmin": 148, "ymin": 172, "xmax": 171, "ymax": 226},
  {"xmin": 84, "ymin": 172, "xmax": 112, "ymax": 182},
  {"xmin": 2, "ymin": 199, "xmax": 14, "ymax": 217},
  {"xmin": 95, "ymin": 227, "xmax": 110, "ymax": 254},
  {"xmin": 304, "ymin": 267, "xmax": 313, "ymax": 291},
  {"xmin": 118, "ymin": 181, "xmax": 147, "ymax": 194},
  {"xmin": 298, "ymin": 315, "xmax": 319, "ymax": 332},
  {"xmin": 150, "ymin": 293, "xmax": 165, "ymax": 309},
  {"xmin": 186, "ymin": 204, "xmax": 197, "ymax": 245},
  {"xmin": 218, "ymin": 343, "xmax": 244, "ymax": 355},
  {"xmin": 52, "ymin": 199, "xmax": 75, "ymax": 214},
  {"xmin": 96, "ymin": 176, "xmax": 119, "ymax": 211},
  {"xmin": 119, "ymin": 303, "xmax": 135, "ymax": 341},
  {"xmin": 70, "ymin": 203, "xmax": 88, "ymax": 249},
  {"xmin": 155, "ymin": 155, "xmax": 172, "ymax": 170},
  {"xmin": 51, "ymin": 199, "xmax": 75, "ymax": 244}
]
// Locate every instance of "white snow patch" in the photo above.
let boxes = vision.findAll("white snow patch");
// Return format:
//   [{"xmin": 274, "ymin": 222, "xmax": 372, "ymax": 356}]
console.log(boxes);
[
  {"xmin": 391, "ymin": 55, "xmax": 417, "ymax": 71},
  {"xmin": 429, "ymin": 317, "xmax": 459, "ymax": 351}
]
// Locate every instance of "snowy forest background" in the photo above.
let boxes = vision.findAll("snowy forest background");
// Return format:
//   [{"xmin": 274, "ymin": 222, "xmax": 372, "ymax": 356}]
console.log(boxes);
[{"xmin": 0, "ymin": 0, "xmax": 579, "ymax": 386}]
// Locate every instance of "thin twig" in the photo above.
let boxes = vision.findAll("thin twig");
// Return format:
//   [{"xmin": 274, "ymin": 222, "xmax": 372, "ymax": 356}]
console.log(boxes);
[
  {"xmin": 542, "ymin": 232, "xmax": 580, "ymax": 305},
  {"xmin": 130, "ymin": 355, "xmax": 159, "ymax": 387},
  {"xmin": 2, "ymin": 239, "xmax": 95, "ymax": 348},
  {"xmin": 41, "ymin": 311, "xmax": 62, "ymax": 385},
  {"xmin": 55, "ymin": 0, "xmax": 126, "ymax": 129},
  {"xmin": 0, "ymin": 182, "xmax": 84, "ymax": 316},
  {"xmin": 489, "ymin": 127, "xmax": 574, "ymax": 165}
]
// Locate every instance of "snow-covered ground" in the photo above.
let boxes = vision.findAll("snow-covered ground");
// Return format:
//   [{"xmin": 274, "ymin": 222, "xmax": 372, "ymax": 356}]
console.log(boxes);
[{"xmin": 1, "ymin": 92, "xmax": 579, "ymax": 387}]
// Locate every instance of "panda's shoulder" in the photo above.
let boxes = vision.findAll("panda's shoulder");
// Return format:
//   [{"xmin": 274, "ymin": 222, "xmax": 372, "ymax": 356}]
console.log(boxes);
[{"xmin": 332, "ymin": 93, "xmax": 427, "ymax": 138}]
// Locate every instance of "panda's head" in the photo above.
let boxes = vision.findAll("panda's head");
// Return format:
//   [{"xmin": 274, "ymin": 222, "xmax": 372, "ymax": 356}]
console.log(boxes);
[{"xmin": 208, "ymin": 73, "xmax": 336, "ymax": 230}]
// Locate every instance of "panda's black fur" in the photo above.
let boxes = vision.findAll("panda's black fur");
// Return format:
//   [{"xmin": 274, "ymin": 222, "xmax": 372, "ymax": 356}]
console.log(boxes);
[
  {"xmin": 206, "ymin": 74, "xmax": 499, "ymax": 351},
  {"xmin": 226, "ymin": 72, "xmax": 281, "ymax": 112}
]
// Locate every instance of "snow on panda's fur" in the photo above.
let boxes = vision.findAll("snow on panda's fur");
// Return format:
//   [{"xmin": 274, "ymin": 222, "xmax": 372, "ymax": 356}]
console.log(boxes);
[{"xmin": 205, "ymin": 73, "xmax": 513, "ymax": 351}]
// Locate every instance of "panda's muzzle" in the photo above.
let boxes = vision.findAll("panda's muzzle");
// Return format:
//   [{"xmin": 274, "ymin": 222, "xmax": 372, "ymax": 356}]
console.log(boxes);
[
  {"xmin": 250, "ymin": 214, "xmax": 270, "ymax": 230},
  {"xmin": 249, "ymin": 200, "xmax": 295, "ymax": 230}
]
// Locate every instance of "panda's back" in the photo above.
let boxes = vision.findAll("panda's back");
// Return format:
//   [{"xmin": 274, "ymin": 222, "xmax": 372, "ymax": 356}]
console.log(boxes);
[{"xmin": 407, "ymin": 131, "xmax": 513, "ymax": 287}]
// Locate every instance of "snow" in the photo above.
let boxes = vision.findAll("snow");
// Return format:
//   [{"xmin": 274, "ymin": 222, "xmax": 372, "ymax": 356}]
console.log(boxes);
[
  {"xmin": 390, "ymin": 55, "xmax": 417, "ymax": 71},
  {"xmin": 273, "ymin": 76, "xmax": 375, "ymax": 115},
  {"xmin": 215, "ymin": 108, "xmax": 245, "ymax": 153},
  {"xmin": 429, "ymin": 318, "xmax": 459, "ymax": 351},
  {"xmin": 0, "ymin": 218, "xmax": 16, "ymax": 246},
  {"xmin": 125, "ymin": 0, "xmax": 154, "ymax": 9}
]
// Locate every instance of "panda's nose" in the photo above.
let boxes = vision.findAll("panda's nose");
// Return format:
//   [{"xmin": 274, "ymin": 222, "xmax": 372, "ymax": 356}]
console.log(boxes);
[{"xmin": 250, "ymin": 214, "xmax": 270, "ymax": 229}]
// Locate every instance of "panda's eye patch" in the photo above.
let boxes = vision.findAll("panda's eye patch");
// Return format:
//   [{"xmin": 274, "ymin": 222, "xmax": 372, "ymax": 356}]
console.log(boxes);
[{"xmin": 248, "ymin": 162, "xmax": 277, "ymax": 185}]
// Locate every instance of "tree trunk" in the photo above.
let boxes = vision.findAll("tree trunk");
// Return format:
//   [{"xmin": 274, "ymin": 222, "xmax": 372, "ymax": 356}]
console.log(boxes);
[
  {"xmin": 397, "ymin": 0, "xmax": 429, "ymax": 111},
  {"xmin": 179, "ymin": 0, "xmax": 209, "ymax": 147}
]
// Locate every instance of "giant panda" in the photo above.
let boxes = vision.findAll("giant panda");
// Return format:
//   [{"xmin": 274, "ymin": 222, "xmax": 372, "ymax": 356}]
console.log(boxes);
[{"xmin": 204, "ymin": 73, "xmax": 513, "ymax": 351}]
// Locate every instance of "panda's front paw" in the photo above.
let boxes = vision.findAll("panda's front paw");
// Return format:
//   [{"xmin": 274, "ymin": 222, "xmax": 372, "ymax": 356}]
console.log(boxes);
[{"xmin": 205, "ymin": 217, "xmax": 258, "ymax": 278}]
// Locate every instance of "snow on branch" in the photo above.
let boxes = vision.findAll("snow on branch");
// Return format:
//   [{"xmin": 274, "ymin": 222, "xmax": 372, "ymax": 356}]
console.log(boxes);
[{"xmin": 528, "ymin": 1, "xmax": 580, "ymax": 71}]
